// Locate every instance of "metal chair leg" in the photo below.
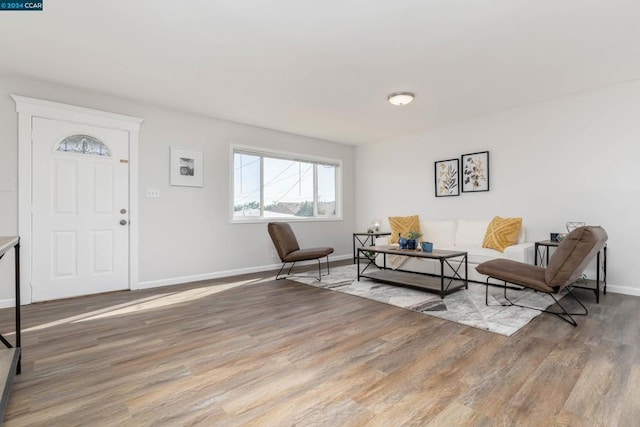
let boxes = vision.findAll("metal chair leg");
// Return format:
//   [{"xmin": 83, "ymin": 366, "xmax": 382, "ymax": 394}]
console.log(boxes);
[
  {"xmin": 276, "ymin": 255, "xmax": 330, "ymax": 282},
  {"xmin": 276, "ymin": 261, "xmax": 297, "ymax": 280},
  {"xmin": 312, "ymin": 256, "xmax": 332, "ymax": 281},
  {"xmin": 486, "ymin": 279, "xmax": 588, "ymax": 327},
  {"xmin": 276, "ymin": 258, "xmax": 331, "ymax": 281},
  {"xmin": 275, "ymin": 262, "xmax": 289, "ymax": 280},
  {"xmin": 543, "ymin": 288, "xmax": 588, "ymax": 326}
]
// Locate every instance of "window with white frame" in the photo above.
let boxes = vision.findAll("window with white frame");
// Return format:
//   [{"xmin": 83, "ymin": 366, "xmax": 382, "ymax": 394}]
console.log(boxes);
[{"xmin": 232, "ymin": 146, "xmax": 340, "ymax": 221}]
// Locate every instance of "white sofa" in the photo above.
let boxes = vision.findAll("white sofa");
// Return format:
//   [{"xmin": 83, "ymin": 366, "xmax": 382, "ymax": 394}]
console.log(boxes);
[{"xmin": 376, "ymin": 219, "xmax": 535, "ymax": 284}]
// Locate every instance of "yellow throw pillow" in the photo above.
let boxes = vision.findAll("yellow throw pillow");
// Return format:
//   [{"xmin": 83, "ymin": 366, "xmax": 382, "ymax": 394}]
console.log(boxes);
[
  {"xmin": 388, "ymin": 215, "xmax": 420, "ymax": 243},
  {"xmin": 482, "ymin": 216, "xmax": 522, "ymax": 252}
]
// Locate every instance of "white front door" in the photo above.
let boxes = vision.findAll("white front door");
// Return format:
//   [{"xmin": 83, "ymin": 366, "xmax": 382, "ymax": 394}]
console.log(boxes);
[{"xmin": 31, "ymin": 117, "xmax": 130, "ymax": 301}]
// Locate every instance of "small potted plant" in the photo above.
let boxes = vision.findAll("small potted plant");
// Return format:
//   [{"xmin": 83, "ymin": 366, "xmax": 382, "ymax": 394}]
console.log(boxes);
[{"xmin": 406, "ymin": 230, "xmax": 422, "ymax": 250}]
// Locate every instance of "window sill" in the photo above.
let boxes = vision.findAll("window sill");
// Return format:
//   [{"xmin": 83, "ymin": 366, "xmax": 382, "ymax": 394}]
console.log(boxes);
[{"xmin": 230, "ymin": 216, "xmax": 343, "ymax": 224}]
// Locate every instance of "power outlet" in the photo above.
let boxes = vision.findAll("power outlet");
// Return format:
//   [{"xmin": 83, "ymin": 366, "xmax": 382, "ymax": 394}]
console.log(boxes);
[
  {"xmin": 271, "ymin": 251, "xmax": 277, "ymax": 258},
  {"xmin": 146, "ymin": 188, "xmax": 160, "ymax": 198}
]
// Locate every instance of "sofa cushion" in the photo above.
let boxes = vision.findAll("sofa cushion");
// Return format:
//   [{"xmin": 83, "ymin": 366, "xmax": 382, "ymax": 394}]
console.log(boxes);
[
  {"xmin": 503, "ymin": 242, "xmax": 533, "ymax": 263},
  {"xmin": 515, "ymin": 224, "xmax": 526, "ymax": 244},
  {"xmin": 482, "ymin": 216, "xmax": 523, "ymax": 252},
  {"xmin": 455, "ymin": 219, "xmax": 491, "ymax": 247},
  {"xmin": 388, "ymin": 215, "xmax": 420, "ymax": 243},
  {"xmin": 421, "ymin": 220, "xmax": 456, "ymax": 247},
  {"xmin": 452, "ymin": 245, "xmax": 506, "ymax": 264}
]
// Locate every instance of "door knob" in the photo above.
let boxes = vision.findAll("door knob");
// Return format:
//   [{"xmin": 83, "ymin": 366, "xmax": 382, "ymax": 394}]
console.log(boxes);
[
  {"xmin": 120, "ymin": 208, "xmax": 127, "ymax": 214},
  {"xmin": 120, "ymin": 219, "xmax": 128, "ymax": 225}
]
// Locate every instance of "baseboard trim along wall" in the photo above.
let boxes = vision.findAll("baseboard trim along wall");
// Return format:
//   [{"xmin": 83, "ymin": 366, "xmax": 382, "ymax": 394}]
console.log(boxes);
[
  {"xmin": 606, "ymin": 284, "xmax": 640, "ymax": 297},
  {"xmin": 136, "ymin": 253, "xmax": 352, "ymax": 290},
  {"xmin": 0, "ymin": 298, "xmax": 14, "ymax": 310}
]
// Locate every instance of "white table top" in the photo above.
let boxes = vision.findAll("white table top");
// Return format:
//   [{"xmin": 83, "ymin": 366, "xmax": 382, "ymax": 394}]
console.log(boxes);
[{"xmin": 0, "ymin": 237, "xmax": 19, "ymax": 258}]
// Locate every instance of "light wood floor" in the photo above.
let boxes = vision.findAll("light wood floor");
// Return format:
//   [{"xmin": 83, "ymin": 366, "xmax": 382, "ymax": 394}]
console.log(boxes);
[{"xmin": 1, "ymin": 262, "xmax": 639, "ymax": 426}]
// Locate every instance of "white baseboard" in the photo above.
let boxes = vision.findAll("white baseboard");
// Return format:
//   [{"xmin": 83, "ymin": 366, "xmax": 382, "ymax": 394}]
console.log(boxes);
[
  {"xmin": 606, "ymin": 284, "xmax": 640, "ymax": 297},
  {"xmin": 0, "ymin": 298, "xmax": 15, "ymax": 309},
  {"xmin": 136, "ymin": 253, "xmax": 352, "ymax": 290}
]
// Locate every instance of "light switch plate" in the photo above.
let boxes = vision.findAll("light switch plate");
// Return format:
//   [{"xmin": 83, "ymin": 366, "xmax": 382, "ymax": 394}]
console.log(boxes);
[{"xmin": 146, "ymin": 189, "xmax": 160, "ymax": 198}]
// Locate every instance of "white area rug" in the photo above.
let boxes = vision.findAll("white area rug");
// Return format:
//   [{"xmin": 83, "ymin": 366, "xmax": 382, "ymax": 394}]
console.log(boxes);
[{"xmin": 287, "ymin": 265, "xmax": 563, "ymax": 336}]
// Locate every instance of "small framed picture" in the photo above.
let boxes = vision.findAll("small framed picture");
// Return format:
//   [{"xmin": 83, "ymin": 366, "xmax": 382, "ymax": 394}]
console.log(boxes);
[
  {"xmin": 461, "ymin": 151, "xmax": 489, "ymax": 192},
  {"xmin": 434, "ymin": 158, "xmax": 460, "ymax": 197},
  {"xmin": 170, "ymin": 146, "xmax": 203, "ymax": 187}
]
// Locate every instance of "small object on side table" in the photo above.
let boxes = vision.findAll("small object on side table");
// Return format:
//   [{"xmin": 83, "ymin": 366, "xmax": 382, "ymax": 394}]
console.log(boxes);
[{"xmin": 566, "ymin": 221, "xmax": 586, "ymax": 233}]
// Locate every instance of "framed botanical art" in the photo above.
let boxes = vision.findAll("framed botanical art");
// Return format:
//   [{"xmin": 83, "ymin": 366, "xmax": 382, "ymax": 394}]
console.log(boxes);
[
  {"xmin": 170, "ymin": 146, "xmax": 204, "ymax": 187},
  {"xmin": 434, "ymin": 158, "xmax": 460, "ymax": 197},
  {"xmin": 461, "ymin": 151, "xmax": 489, "ymax": 192}
]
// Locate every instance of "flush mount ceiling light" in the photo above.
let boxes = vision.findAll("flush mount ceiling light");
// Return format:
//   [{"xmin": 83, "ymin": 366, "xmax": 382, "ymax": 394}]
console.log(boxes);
[{"xmin": 387, "ymin": 92, "xmax": 415, "ymax": 106}]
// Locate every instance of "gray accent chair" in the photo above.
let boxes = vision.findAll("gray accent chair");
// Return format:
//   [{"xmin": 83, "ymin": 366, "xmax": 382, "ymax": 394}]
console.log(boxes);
[
  {"xmin": 268, "ymin": 222, "xmax": 334, "ymax": 281},
  {"xmin": 476, "ymin": 226, "xmax": 608, "ymax": 326}
]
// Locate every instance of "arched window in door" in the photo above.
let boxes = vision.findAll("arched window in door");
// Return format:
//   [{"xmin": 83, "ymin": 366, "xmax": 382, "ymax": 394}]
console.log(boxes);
[{"xmin": 56, "ymin": 134, "xmax": 111, "ymax": 156}]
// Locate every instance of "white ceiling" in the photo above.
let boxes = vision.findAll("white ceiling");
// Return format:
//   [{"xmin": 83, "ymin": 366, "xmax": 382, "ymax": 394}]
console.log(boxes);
[{"xmin": 1, "ymin": 0, "xmax": 639, "ymax": 145}]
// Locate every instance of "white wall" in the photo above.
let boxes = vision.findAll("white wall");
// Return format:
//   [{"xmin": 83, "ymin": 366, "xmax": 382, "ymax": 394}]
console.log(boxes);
[
  {"xmin": 356, "ymin": 80, "xmax": 640, "ymax": 295},
  {"xmin": 0, "ymin": 74, "xmax": 356, "ymax": 303}
]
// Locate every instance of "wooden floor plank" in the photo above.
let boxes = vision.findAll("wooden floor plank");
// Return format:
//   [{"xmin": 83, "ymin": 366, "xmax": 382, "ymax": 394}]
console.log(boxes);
[{"xmin": 0, "ymin": 262, "xmax": 638, "ymax": 425}]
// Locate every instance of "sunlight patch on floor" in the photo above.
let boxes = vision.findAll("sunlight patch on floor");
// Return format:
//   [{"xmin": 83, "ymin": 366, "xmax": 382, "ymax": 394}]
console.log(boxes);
[
  {"xmin": 79, "ymin": 279, "xmax": 261, "ymax": 322},
  {"xmin": 13, "ymin": 277, "xmax": 264, "ymax": 335}
]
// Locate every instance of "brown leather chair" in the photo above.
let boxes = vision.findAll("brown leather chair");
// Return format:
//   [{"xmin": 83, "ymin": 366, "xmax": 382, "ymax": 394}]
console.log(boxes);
[
  {"xmin": 267, "ymin": 222, "xmax": 334, "ymax": 281},
  {"xmin": 476, "ymin": 226, "xmax": 608, "ymax": 326}
]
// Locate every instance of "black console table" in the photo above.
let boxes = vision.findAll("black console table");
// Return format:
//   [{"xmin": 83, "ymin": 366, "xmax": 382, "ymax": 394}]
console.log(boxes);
[
  {"xmin": 352, "ymin": 232, "xmax": 391, "ymax": 263},
  {"xmin": 535, "ymin": 239, "xmax": 607, "ymax": 303},
  {"xmin": 0, "ymin": 236, "xmax": 20, "ymax": 422}
]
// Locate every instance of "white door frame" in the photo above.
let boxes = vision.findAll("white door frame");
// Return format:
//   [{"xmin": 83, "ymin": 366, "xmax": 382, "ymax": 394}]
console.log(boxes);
[{"xmin": 12, "ymin": 95, "xmax": 143, "ymax": 304}]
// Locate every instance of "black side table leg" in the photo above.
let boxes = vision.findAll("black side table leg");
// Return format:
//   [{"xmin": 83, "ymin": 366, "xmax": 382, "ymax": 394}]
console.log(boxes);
[
  {"xmin": 440, "ymin": 259, "xmax": 445, "ymax": 299},
  {"xmin": 596, "ymin": 250, "xmax": 600, "ymax": 304},
  {"xmin": 352, "ymin": 235, "xmax": 356, "ymax": 264},
  {"xmin": 15, "ymin": 241, "xmax": 20, "ymax": 374},
  {"xmin": 603, "ymin": 246, "xmax": 607, "ymax": 295}
]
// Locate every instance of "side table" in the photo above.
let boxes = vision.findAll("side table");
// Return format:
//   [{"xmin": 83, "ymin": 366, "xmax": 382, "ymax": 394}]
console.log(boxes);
[
  {"xmin": 535, "ymin": 239, "xmax": 607, "ymax": 303},
  {"xmin": 353, "ymin": 232, "xmax": 391, "ymax": 263},
  {"xmin": 0, "ymin": 236, "xmax": 21, "ymax": 423}
]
